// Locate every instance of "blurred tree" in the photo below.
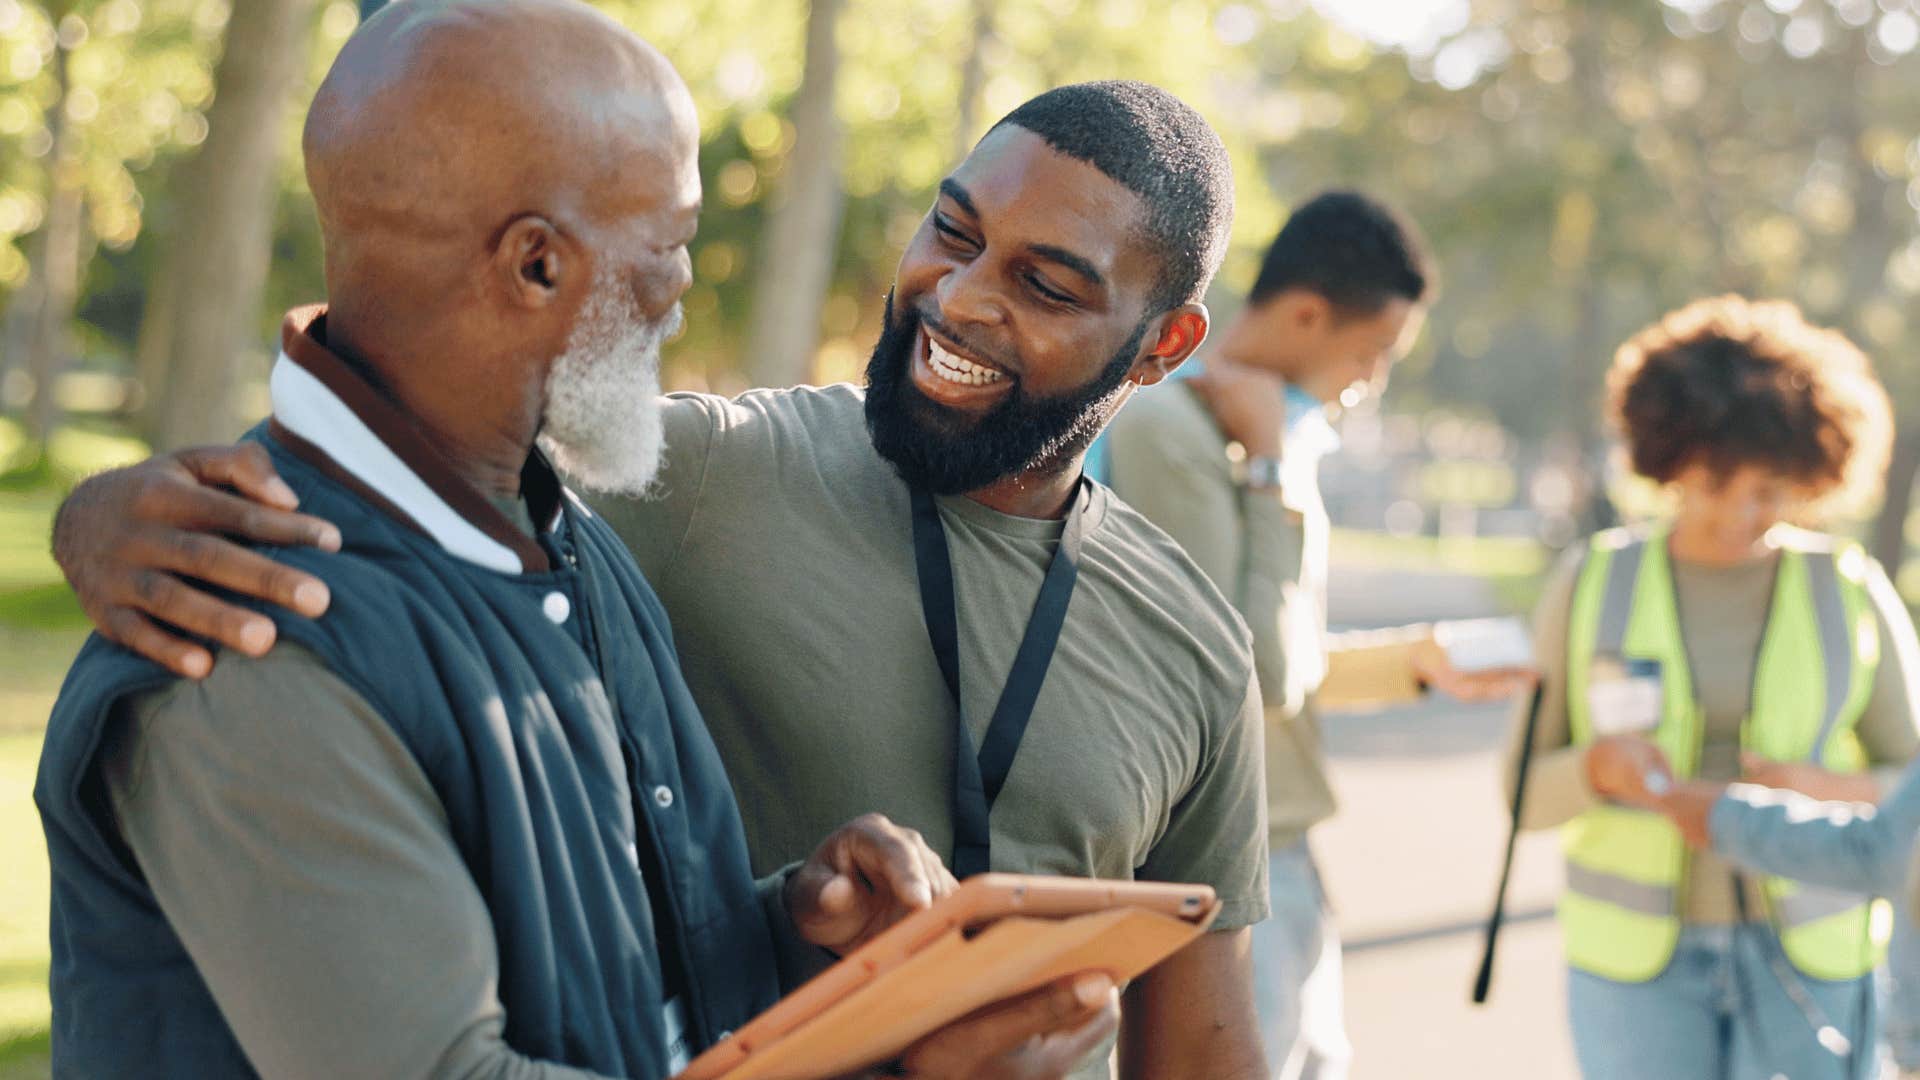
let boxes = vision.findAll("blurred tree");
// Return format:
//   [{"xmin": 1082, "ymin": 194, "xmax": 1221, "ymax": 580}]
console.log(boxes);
[
  {"xmin": 10, "ymin": 0, "xmax": 1920, "ymax": 575},
  {"xmin": 0, "ymin": 0, "xmax": 230, "ymax": 457},
  {"xmin": 11, "ymin": 2, "xmax": 83, "ymax": 453},
  {"xmin": 1254, "ymin": 0, "xmax": 1920, "ymax": 558},
  {"xmin": 138, "ymin": 0, "xmax": 317, "ymax": 449},
  {"xmin": 740, "ymin": 0, "xmax": 845, "ymax": 390},
  {"xmin": 951, "ymin": 0, "xmax": 992, "ymax": 161}
]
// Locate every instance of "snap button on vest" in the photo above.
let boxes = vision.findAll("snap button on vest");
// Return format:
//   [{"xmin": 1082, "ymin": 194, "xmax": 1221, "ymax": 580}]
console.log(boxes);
[
  {"xmin": 653, "ymin": 785, "xmax": 675, "ymax": 809},
  {"xmin": 542, "ymin": 592, "xmax": 571, "ymax": 624}
]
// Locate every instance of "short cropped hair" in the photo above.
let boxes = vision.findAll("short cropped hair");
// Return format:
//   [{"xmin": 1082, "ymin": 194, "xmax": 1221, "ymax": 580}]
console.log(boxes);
[
  {"xmin": 1249, "ymin": 191, "xmax": 1430, "ymax": 313},
  {"xmin": 992, "ymin": 81, "xmax": 1234, "ymax": 312},
  {"xmin": 1608, "ymin": 296, "xmax": 1892, "ymax": 508}
]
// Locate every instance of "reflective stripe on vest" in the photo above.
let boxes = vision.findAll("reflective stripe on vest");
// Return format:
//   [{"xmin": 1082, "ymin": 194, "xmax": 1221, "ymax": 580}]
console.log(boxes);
[
  {"xmin": 1564, "ymin": 862, "xmax": 1674, "ymax": 917},
  {"xmin": 1560, "ymin": 527, "xmax": 1887, "ymax": 983},
  {"xmin": 1777, "ymin": 884, "xmax": 1873, "ymax": 929},
  {"xmin": 1806, "ymin": 551, "xmax": 1856, "ymax": 767}
]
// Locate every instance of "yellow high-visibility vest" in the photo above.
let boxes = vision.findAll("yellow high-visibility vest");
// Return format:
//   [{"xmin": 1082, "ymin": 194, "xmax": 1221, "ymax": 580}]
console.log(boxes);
[{"xmin": 1562, "ymin": 525, "xmax": 1889, "ymax": 982}]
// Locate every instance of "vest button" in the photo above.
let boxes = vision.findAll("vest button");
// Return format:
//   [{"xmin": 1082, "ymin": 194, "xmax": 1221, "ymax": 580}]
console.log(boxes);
[
  {"xmin": 718, "ymin": 1030, "xmax": 734, "ymax": 1042},
  {"xmin": 542, "ymin": 591, "xmax": 571, "ymax": 624},
  {"xmin": 653, "ymin": 785, "xmax": 675, "ymax": 809}
]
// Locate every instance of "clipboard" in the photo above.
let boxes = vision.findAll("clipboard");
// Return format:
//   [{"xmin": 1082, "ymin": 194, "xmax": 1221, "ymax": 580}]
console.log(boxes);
[{"xmin": 674, "ymin": 873, "xmax": 1221, "ymax": 1080}]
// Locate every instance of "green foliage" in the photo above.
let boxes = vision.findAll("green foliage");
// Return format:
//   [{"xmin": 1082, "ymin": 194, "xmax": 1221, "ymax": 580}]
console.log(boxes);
[
  {"xmin": 0, "ymin": 0, "xmax": 232, "ymax": 294},
  {"xmin": 8, "ymin": 0, "xmax": 1916, "ymax": 428},
  {"xmin": 0, "ymin": 415, "xmax": 139, "ymax": 632},
  {"xmin": 1264, "ymin": 0, "xmax": 1920, "ymax": 445},
  {"xmin": 560, "ymin": 0, "xmax": 1297, "ymax": 385}
]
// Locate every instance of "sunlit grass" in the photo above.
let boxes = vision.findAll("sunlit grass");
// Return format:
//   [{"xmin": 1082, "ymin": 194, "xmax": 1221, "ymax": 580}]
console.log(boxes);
[
  {"xmin": 0, "ymin": 488, "xmax": 86, "ymax": 666},
  {"xmin": 0, "ymin": 1030, "xmax": 49, "ymax": 1080},
  {"xmin": 1329, "ymin": 527, "xmax": 1555, "ymax": 613},
  {"xmin": 1328, "ymin": 526, "xmax": 1551, "ymax": 579},
  {"xmin": 0, "ymin": 416, "xmax": 148, "ymax": 489},
  {"xmin": 0, "ymin": 493, "xmax": 60, "ymax": 594},
  {"xmin": 0, "ymin": 414, "xmax": 158, "ymax": 1076},
  {"xmin": 0, "ymin": 734, "xmax": 49, "ymax": 1075}
]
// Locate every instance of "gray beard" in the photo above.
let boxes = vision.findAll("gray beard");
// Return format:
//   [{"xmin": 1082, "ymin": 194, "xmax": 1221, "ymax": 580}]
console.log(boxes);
[{"xmin": 537, "ymin": 282, "xmax": 680, "ymax": 498}]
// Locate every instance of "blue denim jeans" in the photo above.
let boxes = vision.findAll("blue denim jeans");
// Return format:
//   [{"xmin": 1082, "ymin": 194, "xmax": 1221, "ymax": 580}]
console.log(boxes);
[
  {"xmin": 1251, "ymin": 840, "xmax": 1349, "ymax": 1079},
  {"xmin": 1569, "ymin": 924, "xmax": 1876, "ymax": 1080},
  {"xmin": 1879, "ymin": 906, "xmax": 1920, "ymax": 1071}
]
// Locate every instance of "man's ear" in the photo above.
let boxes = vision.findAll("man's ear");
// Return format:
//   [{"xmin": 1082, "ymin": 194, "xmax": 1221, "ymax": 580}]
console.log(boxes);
[
  {"xmin": 1290, "ymin": 290, "xmax": 1333, "ymax": 333},
  {"xmin": 495, "ymin": 215, "xmax": 572, "ymax": 309},
  {"xmin": 1129, "ymin": 303, "xmax": 1209, "ymax": 387}
]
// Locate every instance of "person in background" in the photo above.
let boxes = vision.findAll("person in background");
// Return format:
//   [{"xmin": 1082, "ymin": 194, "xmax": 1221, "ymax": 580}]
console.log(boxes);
[
  {"xmin": 1105, "ymin": 190, "xmax": 1532, "ymax": 1078},
  {"xmin": 1503, "ymin": 295, "xmax": 1917, "ymax": 1080},
  {"xmin": 46, "ymin": 79, "xmax": 1272, "ymax": 1078}
]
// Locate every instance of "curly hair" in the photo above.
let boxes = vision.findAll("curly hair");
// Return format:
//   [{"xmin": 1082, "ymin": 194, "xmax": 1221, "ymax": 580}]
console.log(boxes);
[{"xmin": 1608, "ymin": 296, "xmax": 1892, "ymax": 510}]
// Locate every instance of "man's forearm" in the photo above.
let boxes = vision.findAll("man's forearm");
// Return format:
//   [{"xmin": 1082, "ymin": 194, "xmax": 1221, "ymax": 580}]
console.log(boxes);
[
  {"xmin": 1710, "ymin": 766, "xmax": 1920, "ymax": 898},
  {"xmin": 1318, "ymin": 627, "xmax": 1428, "ymax": 709}
]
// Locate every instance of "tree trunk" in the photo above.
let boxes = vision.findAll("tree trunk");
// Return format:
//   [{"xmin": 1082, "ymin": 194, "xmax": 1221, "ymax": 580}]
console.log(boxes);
[
  {"xmin": 130, "ymin": 245, "xmax": 177, "ymax": 438},
  {"xmin": 19, "ymin": 19, "xmax": 86, "ymax": 453},
  {"xmin": 741, "ymin": 0, "xmax": 846, "ymax": 390},
  {"xmin": 951, "ymin": 0, "xmax": 995, "ymax": 161},
  {"xmin": 1873, "ymin": 427, "xmax": 1920, "ymax": 577},
  {"xmin": 141, "ymin": 0, "xmax": 316, "ymax": 450},
  {"xmin": 1569, "ymin": 282, "xmax": 1617, "ymax": 535}
]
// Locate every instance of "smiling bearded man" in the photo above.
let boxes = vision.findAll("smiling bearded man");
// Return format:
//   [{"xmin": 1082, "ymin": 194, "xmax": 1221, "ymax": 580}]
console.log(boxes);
[
  {"xmin": 863, "ymin": 290, "xmax": 1147, "ymax": 496},
  {"xmin": 50, "ymin": 79, "xmax": 1272, "ymax": 1079}
]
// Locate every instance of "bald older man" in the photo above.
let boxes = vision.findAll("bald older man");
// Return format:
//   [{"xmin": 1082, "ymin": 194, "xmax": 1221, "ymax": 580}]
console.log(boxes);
[{"xmin": 33, "ymin": 3, "xmax": 1120, "ymax": 1078}]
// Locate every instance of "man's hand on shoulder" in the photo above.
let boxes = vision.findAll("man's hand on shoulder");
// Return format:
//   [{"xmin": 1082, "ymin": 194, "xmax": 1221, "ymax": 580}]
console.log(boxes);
[
  {"xmin": 784, "ymin": 813, "xmax": 957, "ymax": 955},
  {"xmin": 54, "ymin": 444, "xmax": 341, "ymax": 679},
  {"xmin": 1185, "ymin": 362, "xmax": 1286, "ymax": 460}
]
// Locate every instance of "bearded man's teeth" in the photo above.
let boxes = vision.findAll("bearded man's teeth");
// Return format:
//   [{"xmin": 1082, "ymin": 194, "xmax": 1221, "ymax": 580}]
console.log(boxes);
[{"xmin": 928, "ymin": 336, "xmax": 1006, "ymax": 386}]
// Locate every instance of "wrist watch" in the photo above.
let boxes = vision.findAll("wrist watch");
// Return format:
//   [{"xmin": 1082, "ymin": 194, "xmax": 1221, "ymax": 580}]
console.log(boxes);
[{"xmin": 1241, "ymin": 454, "xmax": 1284, "ymax": 491}]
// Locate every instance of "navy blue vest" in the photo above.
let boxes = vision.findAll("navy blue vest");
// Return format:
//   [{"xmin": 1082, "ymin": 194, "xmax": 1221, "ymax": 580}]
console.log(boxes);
[{"xmin": 36, "ymin": 419, "xmax": 781, "ymax": 1077}]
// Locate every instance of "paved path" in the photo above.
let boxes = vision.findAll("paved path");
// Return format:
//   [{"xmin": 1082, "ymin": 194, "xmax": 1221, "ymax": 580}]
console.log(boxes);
[{"xmin": 1312, "ymin": 558, "xmax": 1579, "ymax": 1079}]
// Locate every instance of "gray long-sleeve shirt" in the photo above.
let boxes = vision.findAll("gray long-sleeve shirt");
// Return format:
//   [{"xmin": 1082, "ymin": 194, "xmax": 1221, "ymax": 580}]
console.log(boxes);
[
  {"xmin": 104, "ymin": 643, "xmax": 613, "ymax": 1079},
  {"xmin": 105, "ymin": 642, "xmax": 806, "ymax": 1079},
  {"xmin": 1710, "ymin": 771, "xmax": 1920, "ymax": 910}
]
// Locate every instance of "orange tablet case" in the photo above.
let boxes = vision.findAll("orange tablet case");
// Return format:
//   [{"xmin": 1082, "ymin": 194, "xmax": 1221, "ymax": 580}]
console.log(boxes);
[{"xmin": 674, "ymin": 874, "xmax": 1220, "ymax": 1080}]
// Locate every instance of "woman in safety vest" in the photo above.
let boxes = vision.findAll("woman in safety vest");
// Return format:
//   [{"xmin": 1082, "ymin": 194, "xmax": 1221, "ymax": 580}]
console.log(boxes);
[{"xmin": 1503, "ymin": 295, "xmax": 1920, "ymax": 1079}]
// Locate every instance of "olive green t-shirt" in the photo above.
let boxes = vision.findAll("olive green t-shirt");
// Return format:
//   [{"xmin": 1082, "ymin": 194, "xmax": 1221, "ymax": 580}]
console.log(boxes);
[
  {"xmin": 591, "ymin": 385, "xmax": 1270, "ymax": 933},
  {"xmin": 1105, "ymin": 379, "xmax": 1338, "ymax": 851},
  {"xmin": 1506, "ymin": 541, "xmax": 1920, "ymax": 923}
]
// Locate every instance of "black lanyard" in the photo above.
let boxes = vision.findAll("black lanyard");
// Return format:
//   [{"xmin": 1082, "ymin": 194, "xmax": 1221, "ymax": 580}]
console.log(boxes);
[{"xmin": 909, "ymin": 483, "xmax": 1089, "ymax": 878}]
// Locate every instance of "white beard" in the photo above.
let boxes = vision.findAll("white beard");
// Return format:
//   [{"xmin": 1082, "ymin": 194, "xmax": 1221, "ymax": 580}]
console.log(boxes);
[{"xmin": 537, "ymin": 273, "xmax": 681, "ymax": 497}]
